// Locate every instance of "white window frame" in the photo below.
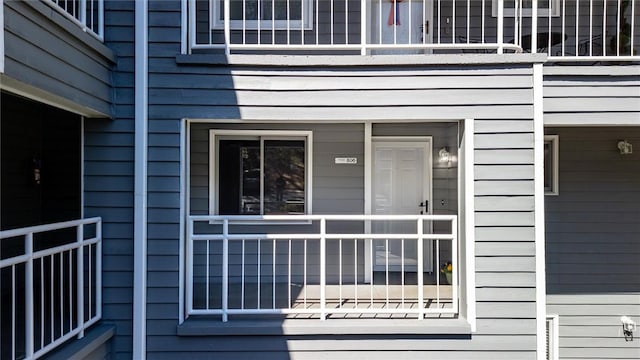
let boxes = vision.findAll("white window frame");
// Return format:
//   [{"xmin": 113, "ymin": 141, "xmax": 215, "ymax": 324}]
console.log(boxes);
[
  {"xmin": 211, "ymin": 0, "xmax": 313, "ymax": 30},
  {"xmin": 208, "ymin": 129, "xmax": 313, "ymax": 216},
  {"xmin": 492, "ymin": 0, "xmax": 560, "ymax": 17},
  {"xmin": 544, "ymin": 135, "xmax": 559, "ymax": 195},
  {"xmin": 546, "ymin": 314, "xmax": 560, "ymax": 360}
]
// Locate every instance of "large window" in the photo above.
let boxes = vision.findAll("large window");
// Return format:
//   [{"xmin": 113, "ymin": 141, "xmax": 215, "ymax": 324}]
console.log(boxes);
[
  {"xmin": 211, "ymin": 0, "xmax": 313, "ymax": 30},
  {"xmin": 210, "ymin": 130, "xmax": 311, "ymax": 215}
]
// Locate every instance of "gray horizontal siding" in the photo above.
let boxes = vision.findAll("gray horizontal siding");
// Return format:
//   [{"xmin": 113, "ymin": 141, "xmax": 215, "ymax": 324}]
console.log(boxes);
[
  {"xmin": 543, "ymin": 67, "xmax": 640, "ymax": 125},
  {"xmin": 2, "ymin": 0, "xmax": 114, "ymax": 117},
  {"xmin": 545, "ymin": 127, "xmax": 640, "ymax": 360},
  {"xmin": 143, "ymin": 2, "xmax": 539, "ymax": 358},
  {"xmin": 80, "ymin": 1, "xmax": 135, "ymax": 359}
]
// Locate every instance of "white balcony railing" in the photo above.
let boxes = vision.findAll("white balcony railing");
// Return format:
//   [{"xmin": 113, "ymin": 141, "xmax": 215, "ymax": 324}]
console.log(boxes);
[
  {"xmin": 45, "ymin": 0, "xmax": 104, "ymax": 40},
  {"xmin": 0, "ymin": 218, "xmax": 102, "ymax": 360},
  {"xmin": 187, "ymin": 214, "xmax": 458, "ymax": 321},
  {"xmin": 188, "ymin": 0, "xmax": 639, "ymax": 60}
]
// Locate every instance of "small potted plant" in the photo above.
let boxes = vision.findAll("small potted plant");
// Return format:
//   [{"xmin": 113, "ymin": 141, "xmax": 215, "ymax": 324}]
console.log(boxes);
[{"xmin": 440, "ymin": 261, "xmax": 453, "ymax": 285}]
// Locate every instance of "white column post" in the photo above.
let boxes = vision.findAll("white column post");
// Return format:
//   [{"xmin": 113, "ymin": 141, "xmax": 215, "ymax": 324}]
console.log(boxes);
[{"xmin": 533, "ymin": 63, "xmax": 548, "ymax": 360}]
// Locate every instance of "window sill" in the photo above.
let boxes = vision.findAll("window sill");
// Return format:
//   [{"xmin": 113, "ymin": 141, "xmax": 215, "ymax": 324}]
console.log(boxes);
[{"xmin": 177, "ymin": 317, "xmax": 473, "ymax": 336}]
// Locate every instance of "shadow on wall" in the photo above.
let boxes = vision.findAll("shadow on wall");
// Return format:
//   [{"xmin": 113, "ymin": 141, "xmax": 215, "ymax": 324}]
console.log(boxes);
[{"xmin": 545, "ymin": 127, "xmax": 640, "ymax": 295}]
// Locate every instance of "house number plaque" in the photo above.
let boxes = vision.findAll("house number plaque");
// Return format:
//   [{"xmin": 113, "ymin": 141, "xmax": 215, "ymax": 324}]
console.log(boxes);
[{"xmin": 335, "ymin": 157, "xmax": 357, "ymax": 164}]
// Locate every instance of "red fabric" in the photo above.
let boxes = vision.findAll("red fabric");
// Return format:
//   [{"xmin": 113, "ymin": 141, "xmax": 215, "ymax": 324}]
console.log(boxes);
[{"xmin": 387, "ymin": 0, "xmax": 402, "ymax": 26}]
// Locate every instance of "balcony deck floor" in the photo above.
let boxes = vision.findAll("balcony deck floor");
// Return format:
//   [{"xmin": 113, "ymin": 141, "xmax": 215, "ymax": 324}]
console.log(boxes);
[{"xmin": 195, "ymin": 283, "xmax": 455, "ymax": 320}]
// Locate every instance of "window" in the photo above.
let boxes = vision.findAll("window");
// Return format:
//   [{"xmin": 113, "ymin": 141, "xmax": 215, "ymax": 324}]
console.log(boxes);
[
  {"xmin": 211, "ymin": 0, "xmax": 313, "ymax": 30},
  {"xmin": 210, "ymin": 130, "xmax": 311, "ymax": 215},
  {"xmin": 544, "ymin": 135, "xmax": 559, "ymax": 195},
  {"xmin": 492, "ymin": 0, "xmax": 560, "ymax": 17}
]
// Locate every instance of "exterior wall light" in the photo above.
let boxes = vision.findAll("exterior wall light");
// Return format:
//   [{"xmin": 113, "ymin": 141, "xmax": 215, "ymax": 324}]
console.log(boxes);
[
  {"xmin": 617, "ymin": 140, "xmax": 633, "ymax": 155},
  {"xmin": 439, "ymin": 147, "xmax": 450, "ymax": 163},
  {"xmin": 621, "ymin": 316, "xmax": 636, "ymax": 341}
]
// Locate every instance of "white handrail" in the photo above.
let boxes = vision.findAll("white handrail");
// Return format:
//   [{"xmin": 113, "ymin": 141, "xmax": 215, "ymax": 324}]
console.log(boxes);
[
  {"xmin": 187, "ymin": 214, "xmax": 458, "ymax": 321},
  {"xmin": 0, "ymin": 217, "xmax": 102, "ymax": 360}
]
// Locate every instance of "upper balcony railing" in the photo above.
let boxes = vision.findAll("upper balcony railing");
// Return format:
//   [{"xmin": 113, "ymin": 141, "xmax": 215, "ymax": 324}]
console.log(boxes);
[
  {"xmin": 188, "ymin": 0, "xmax": 639, "ymax": 61},
  {"xmin": 45, "ymin": 0, "xmax": 104, "ymax": 40}
]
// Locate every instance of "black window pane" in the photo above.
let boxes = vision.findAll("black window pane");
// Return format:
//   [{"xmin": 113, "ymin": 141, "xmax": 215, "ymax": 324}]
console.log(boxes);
[
  {"xmin": 229, "ymin": 0, "xmax": 259, "ymax": 21},
  {"xmin": 264, "ymin": 140, "xmax": 305, "ymax": 215},
  {"xmin": 219, "ymin": 140, "xmax": 260, "ymax": 215}
]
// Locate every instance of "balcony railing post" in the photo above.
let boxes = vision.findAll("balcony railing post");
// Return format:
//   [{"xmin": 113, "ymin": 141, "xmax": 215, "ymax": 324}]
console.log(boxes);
[
  {"xmin": 222, "ymin": 219, "xmax": 229, "ymax": 322},
  {"xmin": 224, "ymin": 0, "xmax": 231, "ymax": 55},
  {"xmin": 497, "ymin": 0, "xmax": 504, "ymax": 53},
  {"xmin": 417, "ymin": 218, "xmax": 424, "ymax": 320},
  {"xmin": 96, "ymin": 219, "xmax": 103, "ymax": 320},
  {"xmin": 77, "ymin": 224, "xmax": 85, "ymax": 339},
  {"xmin": 451, "ymin": 217, "xmax": 459, "ymax": 313},
  {"xmin": 186, "ymin": 217, "xmax": 194, "ymax": 316},
  {"xmin": 360, "ymin": 0, "xmax": 367, "ymax": 55},
  {"xmin": 25, "ymin": 233, "xmax": 34, "ymax": 359},
  {"xmin": 98, "ymin": 0, "xmax": 105, "ymax": 39},
  {"xmin": 531, "ymin": 0, "xmax": 538, "ymax": 53},
  {"xmin": 79, "ymin": 0, "xmax": 87, "ymax": 30},
  {"xmin": 320, "ymin": 218, "xmax": 327, "ymax": 320}
]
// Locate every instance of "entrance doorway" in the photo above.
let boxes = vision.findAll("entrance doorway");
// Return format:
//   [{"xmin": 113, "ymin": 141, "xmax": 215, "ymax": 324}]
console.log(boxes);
[
  {"xmin": 370, "ymin": 0, "xmax": 433, "ymax": 54},
  {"xmin": 371, "ymin": 138, "xmax": 433, "ymax": 272}
]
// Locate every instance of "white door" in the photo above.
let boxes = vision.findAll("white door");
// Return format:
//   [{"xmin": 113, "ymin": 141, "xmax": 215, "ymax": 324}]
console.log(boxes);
[
  {"xmin": 370, "ymin": 0, "xmax": 433, "ymax": 54},
  {"xmin": 372, "ymin": 140, "xmax": 432, "ymax": 272}
]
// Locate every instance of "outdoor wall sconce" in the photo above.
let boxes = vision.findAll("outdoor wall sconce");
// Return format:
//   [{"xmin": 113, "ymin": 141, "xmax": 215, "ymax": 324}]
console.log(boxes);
[
  {"xmin": 621, "ymin": 316, "xmax": 636, "ymax": 341},
  {"xmin": 438, "ymin": 147, "xmax": 450, "ymax": 163},
  {"xmin": 617, "ymin": 140, "xmax": 633, "ymax": 155}
]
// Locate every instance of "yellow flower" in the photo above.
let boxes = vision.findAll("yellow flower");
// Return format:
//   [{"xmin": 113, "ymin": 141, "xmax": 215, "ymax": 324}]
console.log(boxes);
[{"xmin": 447, "ymin": 263, "xmax": 452, "ymax": 272}]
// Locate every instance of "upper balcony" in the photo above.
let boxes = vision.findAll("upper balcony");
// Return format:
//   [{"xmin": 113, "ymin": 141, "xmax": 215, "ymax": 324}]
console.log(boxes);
[
  {"xmin": 187, "ymin": 0, "xmax": 639, "ymax": 61},
  {"xmin": 45, "ymin": 0, "xmax": 104, "ymax": 40}
]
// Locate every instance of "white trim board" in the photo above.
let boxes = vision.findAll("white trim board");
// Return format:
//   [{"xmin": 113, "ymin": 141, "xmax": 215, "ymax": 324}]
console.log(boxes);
[
  {"xmin": 133, "ymin": 0, "xmax": 148, "ymax": 358},
  {"xmin": 544, "ymin": 135, "xmax": 559, "ymax": 196},
  {"xmin": 534, "ymin": 63, "xmax": 548, "ymax": 360},
  {"xmin": 0, "ymin": 0, "xmax": 5, "ymax": 74},
  {"xmin": 545, "ymin": 117, "xmax": 640, "ymax": 126},
  {"xmin": 462, "ymin": 118, "xmax": 476, "ymax": 332}
]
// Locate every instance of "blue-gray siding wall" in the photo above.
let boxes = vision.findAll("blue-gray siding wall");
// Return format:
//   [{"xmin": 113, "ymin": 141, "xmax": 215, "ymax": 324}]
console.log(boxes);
[
  {"xmin": 143, "ymin": 2, "xmax": 539, "ymax": 358},
  {"xmin": 545, "ymin": 127, "xmax": 640, "ymax": 360},
  {"xmin": 2, "ymin": 0, "xmax": 114, "ymax": 117},
  {"xmin": 83, "ymin": 1, "xmax": 135, "ymax": 359}
]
